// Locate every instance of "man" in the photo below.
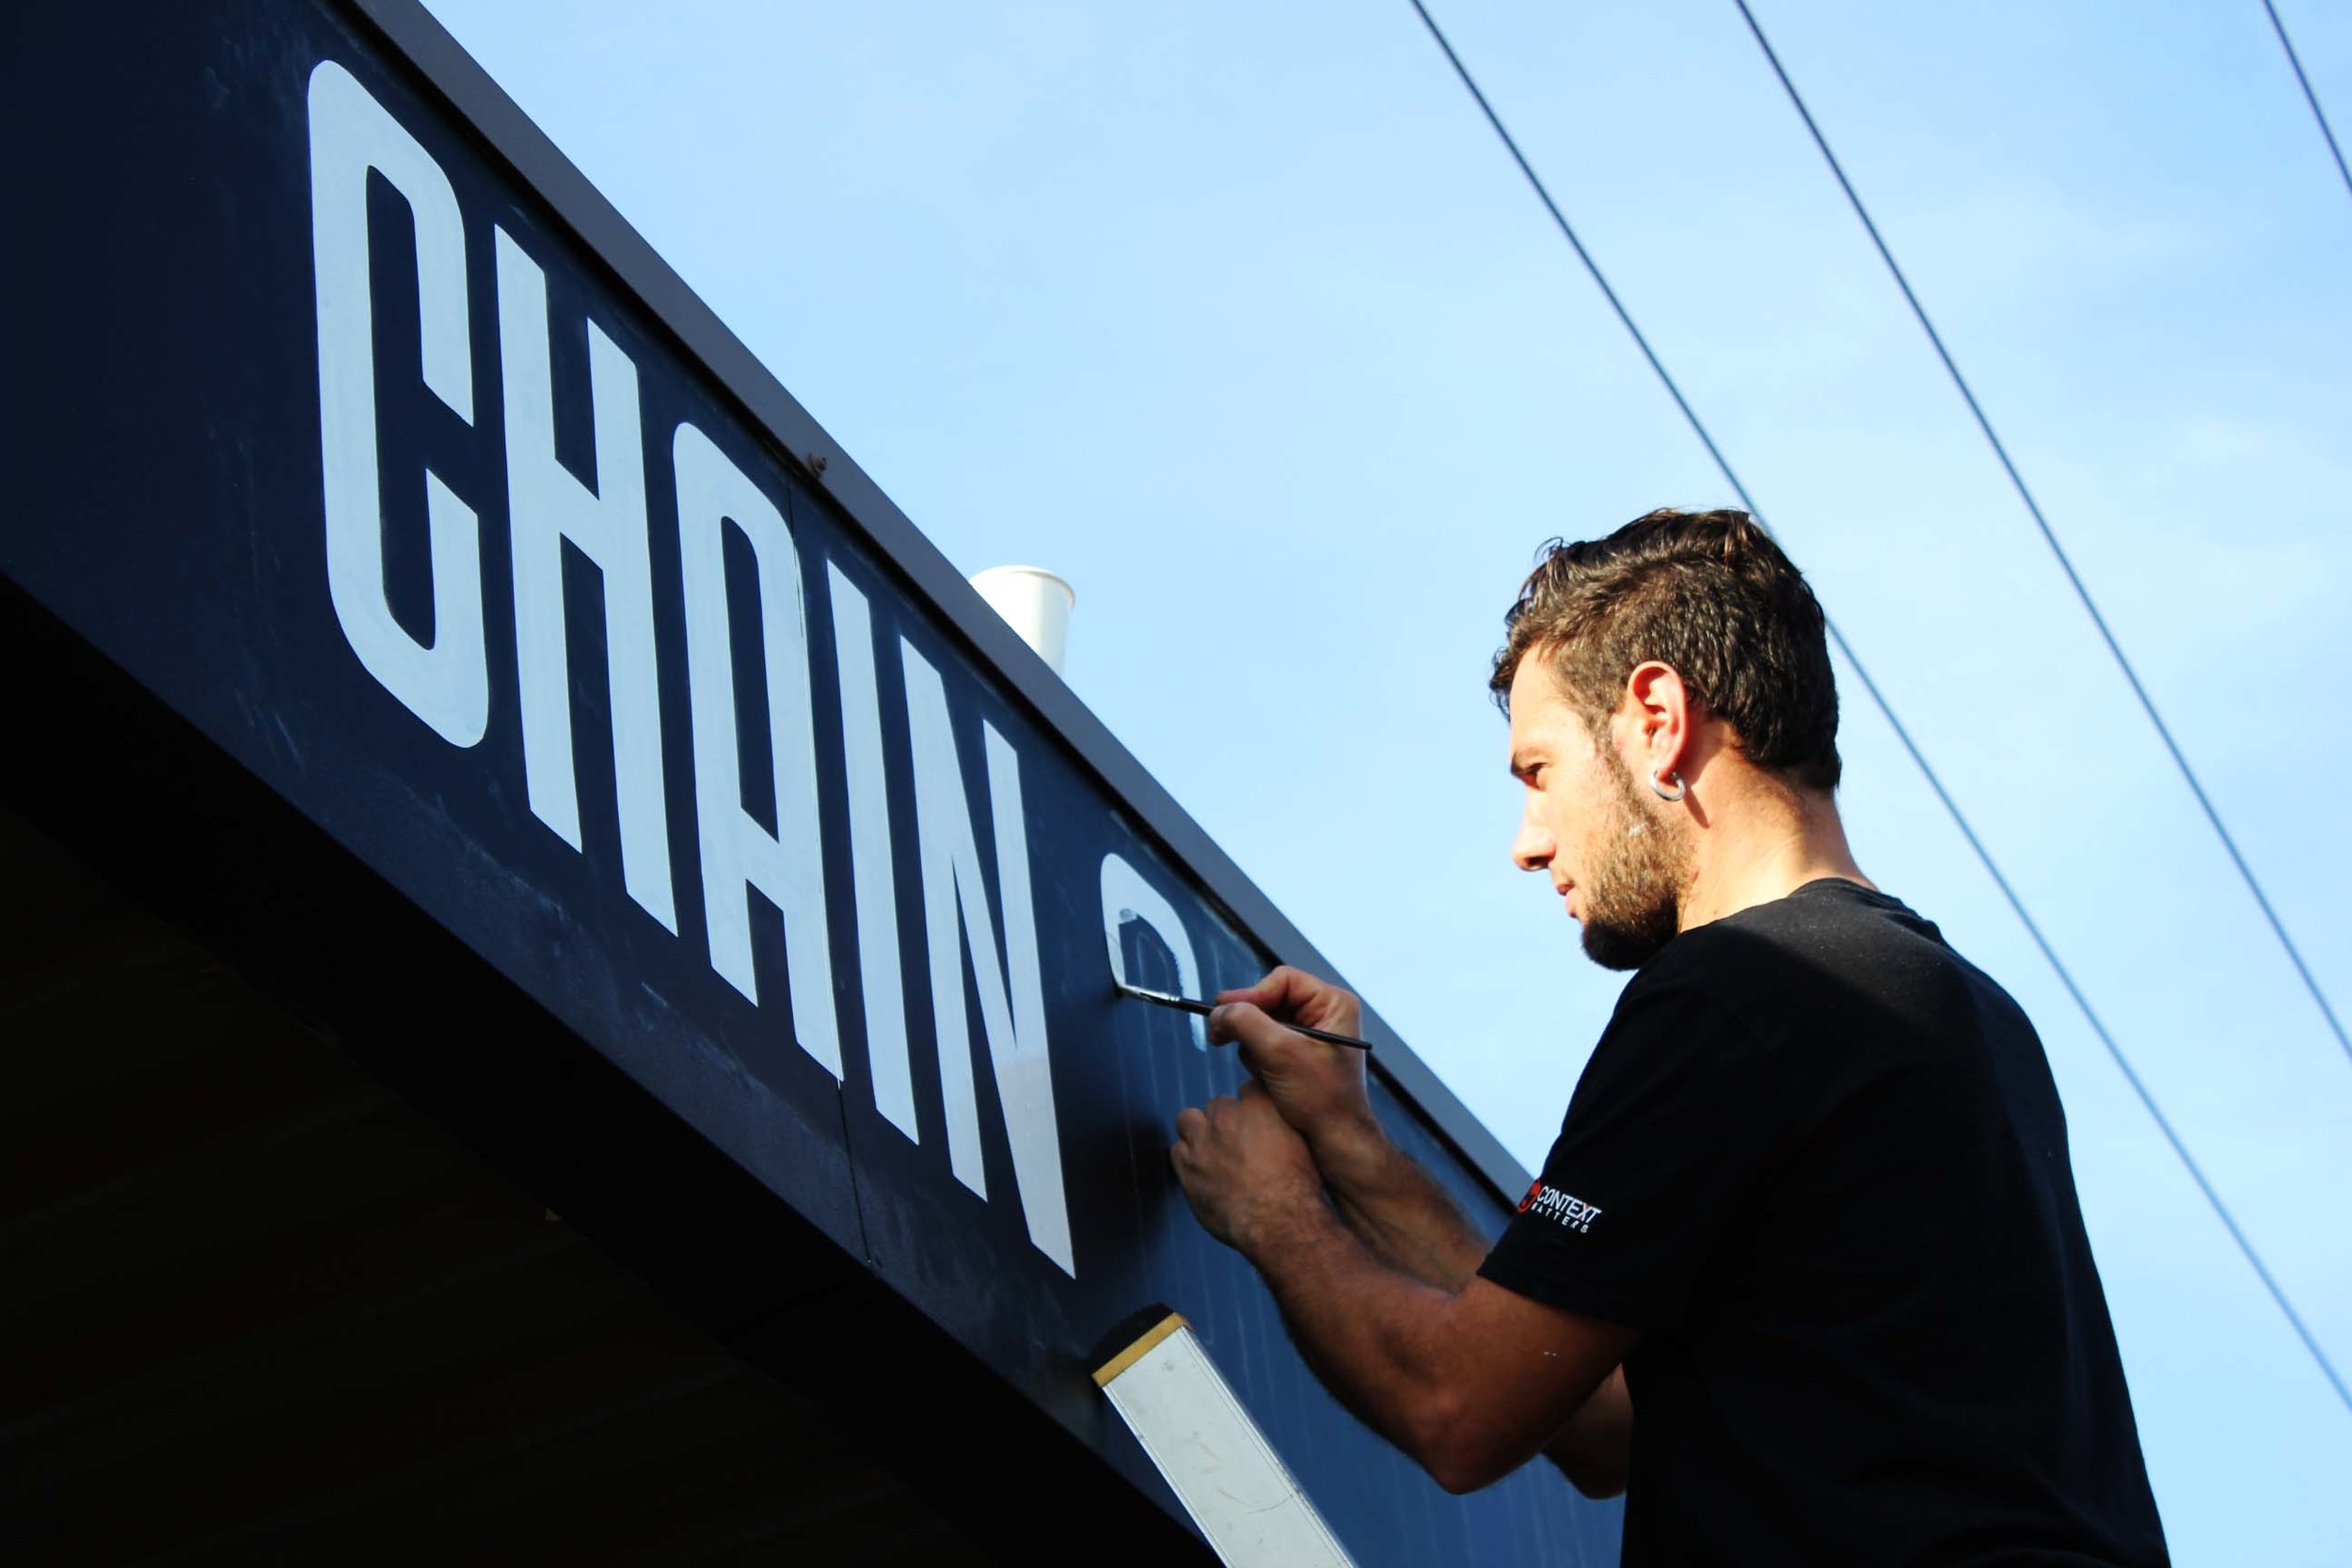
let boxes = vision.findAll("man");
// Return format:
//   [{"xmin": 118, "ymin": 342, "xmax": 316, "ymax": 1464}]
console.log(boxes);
[{"xmin": 1169, "ymin": 510, "xmax": 2169, "ymax": 1564}]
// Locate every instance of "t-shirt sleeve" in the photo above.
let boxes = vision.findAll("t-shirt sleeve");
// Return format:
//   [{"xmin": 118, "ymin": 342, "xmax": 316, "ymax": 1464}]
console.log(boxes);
[{"xmin": 1478, "ymin": 969, "xmax": 1786, "ymax": 1333}]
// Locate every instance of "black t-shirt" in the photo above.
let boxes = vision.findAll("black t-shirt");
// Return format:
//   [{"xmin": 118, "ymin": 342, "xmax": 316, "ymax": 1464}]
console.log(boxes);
[{"xmin": 1479, "ymin": 879, "xmax": 2169, "ymax": 1566}]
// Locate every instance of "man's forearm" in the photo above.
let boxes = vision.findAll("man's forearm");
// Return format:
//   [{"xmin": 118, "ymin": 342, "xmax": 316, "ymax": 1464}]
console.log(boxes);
[
  {"xmin": 1237, "ymin": 1190, "xmax": 1474, "ymax": 1475},
  {"xmin": 1182, "ymin": 980, "xmax": 1633, "ymax": 1495},
  {"xmin": 1235, "ymin": 1188, "xmax": 1629, "ymax": 1497},
  {"xmin": 1309, "ymin": 1115, "xmax": 1492, "ymax": 1291},
  {"xmin": 1300, "ymin": 1116, "xmax": 1636, "ymax": 1497}
]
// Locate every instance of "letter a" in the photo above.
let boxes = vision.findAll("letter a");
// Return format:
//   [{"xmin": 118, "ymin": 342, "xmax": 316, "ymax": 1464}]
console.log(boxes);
[{"xmin": 674, "ymin": 423, "xmax": 840, "ymax": 1077}]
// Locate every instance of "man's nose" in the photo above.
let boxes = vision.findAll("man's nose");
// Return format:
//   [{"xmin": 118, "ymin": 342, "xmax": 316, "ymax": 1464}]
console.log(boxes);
[{"xmin": 1511, "ymin": 808, "xmax": 1554, "ymax": 873}]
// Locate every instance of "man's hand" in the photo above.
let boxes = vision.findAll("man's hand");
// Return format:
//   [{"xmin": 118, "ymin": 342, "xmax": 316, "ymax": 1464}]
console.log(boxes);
[
  {"xmin": 1170, "ymin": 1080, "xmax": 1325, "ymax": 1255},
  {"xmin": 1211, "ymin": 965, "xmax": 1486, "ymax": 1289},
  {"xmin": 1209, "ymin": 966, "xmax": 1375, "ymax": 1154},
  {"xmin": 1170, "ymin": 1022, "xmax": 1640, "ymax": 1498}
]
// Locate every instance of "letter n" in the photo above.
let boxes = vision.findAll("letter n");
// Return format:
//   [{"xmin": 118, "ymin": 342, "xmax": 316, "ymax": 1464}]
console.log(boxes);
[{"xmin": 899, "ymin": 642, "xmax": 1073, "ymax": 1275}]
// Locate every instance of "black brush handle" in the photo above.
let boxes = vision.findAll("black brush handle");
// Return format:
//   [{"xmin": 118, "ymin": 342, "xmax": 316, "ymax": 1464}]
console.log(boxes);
[{"xmin": 1117, "ymin": 985, "xmax": 1373, "ymax": 1053}]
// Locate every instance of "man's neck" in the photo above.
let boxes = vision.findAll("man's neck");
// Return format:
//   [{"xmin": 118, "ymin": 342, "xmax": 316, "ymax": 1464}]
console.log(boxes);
[{"xmin": 1677, "ymin": 781, "xmax": 1871, "ymax": 932}]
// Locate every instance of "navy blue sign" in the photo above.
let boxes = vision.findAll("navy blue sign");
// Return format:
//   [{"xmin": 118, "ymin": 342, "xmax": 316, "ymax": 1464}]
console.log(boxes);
[{"xmin": 0, "ymin": 3, "xmax": 1613, "ymax": 1560}]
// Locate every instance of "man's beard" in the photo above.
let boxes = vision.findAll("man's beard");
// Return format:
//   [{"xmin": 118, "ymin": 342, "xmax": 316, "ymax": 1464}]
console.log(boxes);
[{"xmin": 1580, "ymin": 760, "xmax": 1692, "ymax": 972}]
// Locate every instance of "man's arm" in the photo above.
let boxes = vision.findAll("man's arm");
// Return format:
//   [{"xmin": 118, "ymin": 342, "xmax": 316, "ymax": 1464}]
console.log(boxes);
[
  {"xmin": 1171, "ymin": 1085, "xmax": 1636, "ymax": 1495},
  {"xmin": 1206, "ymin": 969, "xmax": 1638, "ymax": 1497},
  {"xmin": 1207, "ymin": 968, "xmax": 1488, "ymax": 1289},
  {"xmin": 1311, "ymin": 1113, "xmax": 1489, "ymax": 1289},
  {"xmin": 1295, "ymin": 1101, "xmax": 1636, "ymax": 1499}
]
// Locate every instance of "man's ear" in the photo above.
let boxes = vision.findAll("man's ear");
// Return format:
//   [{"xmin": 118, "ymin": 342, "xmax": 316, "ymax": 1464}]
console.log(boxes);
[{"xmin": 1623, "ymin": 661, "xmax": 1692, "ymax": 782}]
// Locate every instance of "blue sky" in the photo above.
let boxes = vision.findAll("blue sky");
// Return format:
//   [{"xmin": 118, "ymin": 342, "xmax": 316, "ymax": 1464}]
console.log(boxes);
[{"xmin": 415, "ymin": 3, "xmax": 2352, "ymax": 1560}]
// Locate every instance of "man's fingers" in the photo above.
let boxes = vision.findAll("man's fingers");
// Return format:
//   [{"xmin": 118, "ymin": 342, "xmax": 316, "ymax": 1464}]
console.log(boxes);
[
  {"xmin": 1175, "ymin": 1104, "xmax": 1207, "ymax": 1143},
  {"xmin": 1212, "ymin": 1001, "xmax": 1325, "ymax": 1077},
  {"xmin": 1214, "ymin": 964, "xmax": 1359, "ymax": 1037},
  {"xmin": 1212, "ymin": 964, "xmax": 1285, "ymax": 1006},
  {"xmin": 1207, "ymin": 1001, "xmax": 1278, "ymax": 1052},
  {"xmin": 1214, "ymin": 963, "xmax": 1307, "ymax": 1011},
  {"xmin": 1237, "ymin": 1077, "xmax": 1268, "ymax": 1101}
]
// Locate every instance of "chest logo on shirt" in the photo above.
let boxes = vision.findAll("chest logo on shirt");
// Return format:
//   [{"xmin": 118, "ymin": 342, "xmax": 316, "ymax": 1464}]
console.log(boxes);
[{"xmin": 1517, "ymin": 1180, "xmax": 1603, "ymax": 1234}]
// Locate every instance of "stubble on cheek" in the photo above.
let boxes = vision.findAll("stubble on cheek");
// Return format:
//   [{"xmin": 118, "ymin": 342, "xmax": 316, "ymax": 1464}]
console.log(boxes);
[{"xmin": 1577, "ymin": 763, "xmax": 1690, "ymax": 971}]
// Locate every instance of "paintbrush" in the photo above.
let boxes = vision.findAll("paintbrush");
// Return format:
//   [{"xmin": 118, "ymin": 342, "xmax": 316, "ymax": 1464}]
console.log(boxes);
[{"xmin": 1115, "ymin": 983, "xmax": 1375, "ymax": 1053}]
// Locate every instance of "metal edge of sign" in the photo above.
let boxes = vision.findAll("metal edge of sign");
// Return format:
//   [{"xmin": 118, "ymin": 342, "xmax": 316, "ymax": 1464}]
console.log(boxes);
[{"xmin": 334, "ymin": 0, "xmax": 1533, "ymax": 1207}]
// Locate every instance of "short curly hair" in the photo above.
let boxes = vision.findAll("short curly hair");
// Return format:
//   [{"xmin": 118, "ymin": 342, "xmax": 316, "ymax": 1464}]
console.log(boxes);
[{"xmin": 1490, "ymin": 508, "xmax": 1842, "ymax": 793}]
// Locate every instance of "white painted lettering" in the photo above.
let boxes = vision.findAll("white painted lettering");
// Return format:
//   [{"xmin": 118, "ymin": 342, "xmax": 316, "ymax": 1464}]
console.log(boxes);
[
  {"xmin": 495, "ymin": 229, "xmax": 676, "ymax": 931},
  {"xmin": 828, "ymin": 565, "xmax": 914, "ymax": 1134},
  {"xmin": 901, "ymin": 642, "xmax": 1073, "ymax": 1275},
  {"xmin": 310, "ymin": 69, "xmax": 1077, "ymax": 1266},
  {"xmin": 307, "ymin": 60, "xmax": 488, "ymax": 747},
  {"xmin": 673, "ymin": 423, "xmax": 840, "ymax": 1075}
]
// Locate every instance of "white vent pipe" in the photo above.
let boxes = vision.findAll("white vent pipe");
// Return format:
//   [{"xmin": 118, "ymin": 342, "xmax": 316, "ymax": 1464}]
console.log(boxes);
[{"xmin": 968, "ymin": 565, "xmax": 1075, "ymax": 674}]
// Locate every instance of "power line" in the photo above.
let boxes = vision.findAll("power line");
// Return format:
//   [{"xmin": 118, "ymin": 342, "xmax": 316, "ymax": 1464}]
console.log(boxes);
[
  {"xmin": 1405, "ymin": 0, "xmax": 2352, "ymax": 1418},
  {"xmin": 1731, "ymin": 0, "xmax": 2348, "ymax": 1072},
  {"xmin": 2262, "ymin": 0, "xmax": 2352, "ymax": 205}
]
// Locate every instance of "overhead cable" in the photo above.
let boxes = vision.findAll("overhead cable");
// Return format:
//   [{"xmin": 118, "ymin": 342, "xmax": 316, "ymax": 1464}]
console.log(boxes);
[
  {"xmin": 2261, "ymin": 0, "xmax": 2352, "ymax": 204},
  {"xmin": 1729, "ymin": 0, "xmax": 2349, "ymax": 1072},
  {"xmin": 1405, "ymin": 0, "xmax": 2352, "ymax": 1417}
]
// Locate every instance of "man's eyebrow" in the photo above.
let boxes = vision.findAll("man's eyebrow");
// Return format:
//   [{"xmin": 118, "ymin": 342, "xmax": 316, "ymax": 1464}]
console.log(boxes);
[{"xmin": 1509, "ymin": 752, "xmax": 1539, "ymax": 783}]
